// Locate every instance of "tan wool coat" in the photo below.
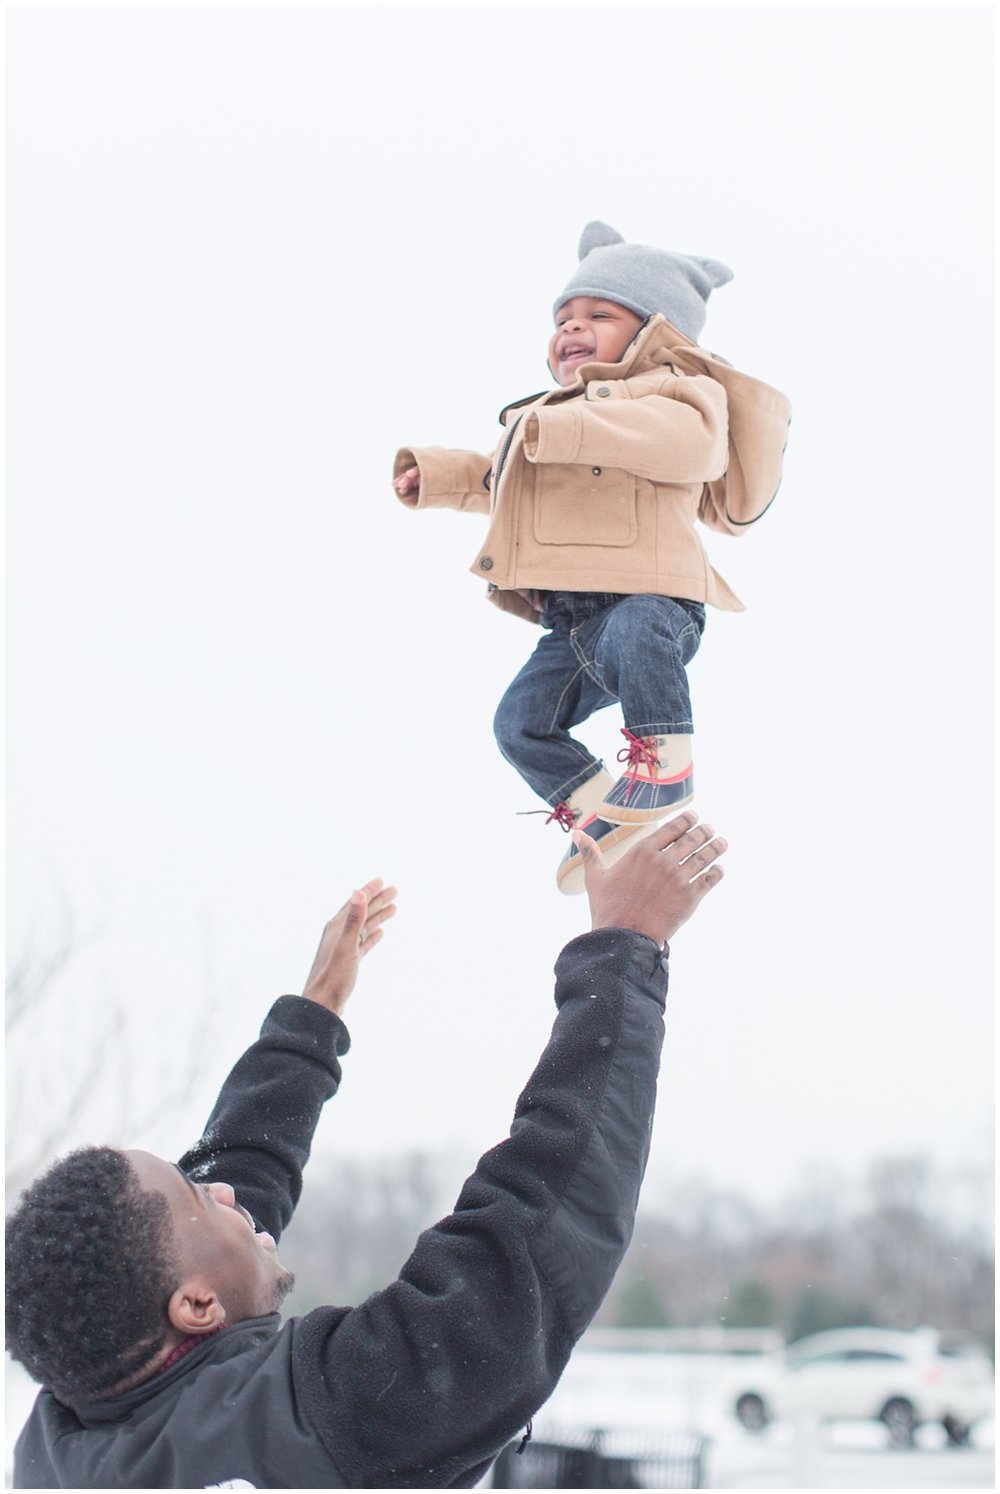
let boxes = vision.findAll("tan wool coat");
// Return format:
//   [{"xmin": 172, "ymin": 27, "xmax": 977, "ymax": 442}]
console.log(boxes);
[{"xmin": 394, "ymin": 314, "xmax": 791, "ymax": 624}]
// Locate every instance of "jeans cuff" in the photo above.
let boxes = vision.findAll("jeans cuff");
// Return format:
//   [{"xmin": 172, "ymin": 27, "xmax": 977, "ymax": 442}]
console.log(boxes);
[
  {"xmin": 626, "ymin": 722, "xmax": 694, "ymax": 736},
  {"xmin": 550, "ymin": 762, "xmax": 606, "ymax": 806}
]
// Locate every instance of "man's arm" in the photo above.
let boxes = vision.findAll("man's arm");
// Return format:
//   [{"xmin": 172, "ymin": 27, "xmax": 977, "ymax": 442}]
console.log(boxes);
[
  {"xmin": 293, "ymin": 816, "xmax": 726, "ymax": 1488},
  {"xmin": 178, "ymin": 880, "xmax": 396, "ymax": 1240}
]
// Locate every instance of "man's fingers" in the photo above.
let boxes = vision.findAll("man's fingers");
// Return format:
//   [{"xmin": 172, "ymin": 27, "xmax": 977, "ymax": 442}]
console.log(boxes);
[
  {"xmin": 353, "ymin": 881, "xmax": 397, "ymax": 954},
  {"xmin": 650, "ymin": 818, "xmax": 718, "ymax": 866},
  {"xmin": 572, "ymin": 828, "xmax": 604, "ymax": 867},
  {"xmin": 689, "ymin": 862, "xmax": 725, "ymax": 894},
  {"xmin": 328, "ymin": 883, "xmax": 396, "ymax": 940},
  {"xmin": 360, "ymin": 885, "xmax": 398, "ymax": 939},
  {"xmin": 648, "ymin": 810, "xmax": 700, "ymax": 852},
  {"xmin": 366, "ymin": 884, "xmax": 398, "ymax": 915},
  {"xmin": 585, "ymin": 808, "xmax": 729, "ymax": 944},
  {"xmin": 677, "ymin": 834, "xmax": 728, "ymax": 876},
  {"xmin": 674, "ymin": 822, "xmax": 716, "ymax": 857},
  {"xmin": 355, "ymin": 880, "xmax": 398, "ymax": 921},
  {"xmin": 349, "ymin": 879, "xmax": 397, "ymax": 928},
  {"xmin": 342, "ymin": 890, "xmax": 368, "ymax": 928},
  {"xmin": 358, "ymin": 926, "xmax": 384, "ymax": 957},
  {"xmin": 363, "ymin": 902, "xmax": 397, "ymax": 935}
]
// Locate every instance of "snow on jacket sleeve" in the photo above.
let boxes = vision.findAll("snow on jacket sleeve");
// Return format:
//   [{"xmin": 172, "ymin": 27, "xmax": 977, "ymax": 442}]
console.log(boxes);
[
  {"xmin": 291, "ymin": 928, "xmax": 669, "ymax": 1489},
  {"xmin": 394, "ymin": 446, "xmax": 493, "ymax": 515},
  {"xmin": 522, "ymin": 373, "xmax": 729, "ymax": 486},
  {"xmin": 178, "ymin": 995, "xmax": 349, "ymax": 1242}
]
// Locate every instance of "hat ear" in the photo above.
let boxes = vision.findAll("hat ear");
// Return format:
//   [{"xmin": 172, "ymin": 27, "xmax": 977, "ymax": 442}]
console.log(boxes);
[
  {"xmin": 578, "ymin": 221, "xmax": 625, "ymax": 259},
  {"xmin": 693, "ymin": 256, "xmax": 734, "ymax": 289}
]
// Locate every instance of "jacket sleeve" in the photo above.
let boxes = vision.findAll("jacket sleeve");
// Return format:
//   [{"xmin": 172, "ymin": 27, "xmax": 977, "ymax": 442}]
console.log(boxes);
[
  {"xmin": 696, "ymin": 390, "xmax": 789, "ymax": 534},
  {"xmin": 669, "ymin": 348, "xmax": 791, "ymax": 534},
  {"xmin": 292, "ymin": 928, "xmax": 669, "ymax": 1489},
  {"xmin": 177, "ymin": 996, "xmax": 349, "ymax": 1241},
  {"xmin": 393, "ymin": 445, "xmax": 493, "ymax": 515},
  {"xmin": 522, "ymin": 374, "xmax": 728, "ymax": 486}
]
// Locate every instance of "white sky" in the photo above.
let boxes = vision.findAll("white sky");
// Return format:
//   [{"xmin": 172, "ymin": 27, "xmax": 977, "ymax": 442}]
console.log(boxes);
[{"xmin": 6, "ymin": 4, "xmax": 995, "ymax": 1216}]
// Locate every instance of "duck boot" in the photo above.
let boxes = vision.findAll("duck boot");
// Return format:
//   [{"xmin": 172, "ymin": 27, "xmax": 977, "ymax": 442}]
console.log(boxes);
[
  {"xmin": 599, "ymin": 729, "xmax": 695, "ymax": 824},
  {"xmin": 553, "ymin": 769, "xmax": 664, "ymax": 897}
]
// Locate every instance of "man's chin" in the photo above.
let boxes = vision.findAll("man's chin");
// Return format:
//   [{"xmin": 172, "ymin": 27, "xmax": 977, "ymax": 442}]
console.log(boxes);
[{"xmin": 273, "ymin": 1268, "xmax": 296, "ymax": 1307}]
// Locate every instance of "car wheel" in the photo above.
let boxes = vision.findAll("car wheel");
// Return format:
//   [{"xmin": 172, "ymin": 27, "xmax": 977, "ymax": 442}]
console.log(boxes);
[
  {"xmin": 942, "ymin": 1415, "xmax": 971, "ymax": 1447},
  {"xmin": 880, "ymin": 1397, "xmax": 916, "ymax": 1448},
  {"xmin": 735, "ymin": 1393, "xmax": 769, "ymax": 1432}
]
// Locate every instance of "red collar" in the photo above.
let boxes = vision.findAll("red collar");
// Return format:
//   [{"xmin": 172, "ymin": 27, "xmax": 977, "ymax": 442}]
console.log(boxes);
[{"xmin": 156, "ymin": 1323, "xmax": 227, "ymax": 1376}]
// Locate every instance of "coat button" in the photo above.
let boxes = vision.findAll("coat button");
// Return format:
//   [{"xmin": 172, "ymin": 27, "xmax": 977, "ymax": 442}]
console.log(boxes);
[
  {"xmin": 592, "ymin": 466, "xmax": 602, "ymax": 476},
  {"xmin": 596, "ymin": 386, "xmax": 611, "ymax": 398},
  {"xmin": 480, "ymin": 556, "xmax": 494, "ymax": 571}
]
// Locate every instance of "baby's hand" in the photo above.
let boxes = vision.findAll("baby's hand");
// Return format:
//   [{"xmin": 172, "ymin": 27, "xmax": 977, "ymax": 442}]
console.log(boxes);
[{"xmin": 393, "ymin": 465, "xmax": 421, "ymax": 498}]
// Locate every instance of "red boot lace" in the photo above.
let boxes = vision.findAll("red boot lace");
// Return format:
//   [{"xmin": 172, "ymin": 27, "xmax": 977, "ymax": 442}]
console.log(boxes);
[
  {"xmin": 516, "ymin": 801, "xmax": 578, "ymax": 832},
  {"xmin": 616, "ymin": 728, "xmax": 660, "ymax": 801}
]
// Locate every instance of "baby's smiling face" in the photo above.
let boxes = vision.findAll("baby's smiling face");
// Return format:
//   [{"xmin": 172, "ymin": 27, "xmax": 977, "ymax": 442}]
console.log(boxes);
[{"xmin": 548, "ymin": 296, "xmax": 645, "ymax": 385}]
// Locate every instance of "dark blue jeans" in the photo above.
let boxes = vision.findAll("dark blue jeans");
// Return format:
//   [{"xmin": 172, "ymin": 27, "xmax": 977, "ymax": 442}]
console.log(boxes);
[{"xmin": 493, "ymin": 591, "xmax": 706, "ymax": 806}]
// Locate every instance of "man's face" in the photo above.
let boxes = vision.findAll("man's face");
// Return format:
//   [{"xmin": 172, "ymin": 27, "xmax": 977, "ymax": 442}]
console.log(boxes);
[
  {"xmin": 548, "ymin": 297, "xmax": 645, "ymax": 386},
  {"xmin": 125, "ymin": 1151, "xmax": 295, "ymax": 1325}
]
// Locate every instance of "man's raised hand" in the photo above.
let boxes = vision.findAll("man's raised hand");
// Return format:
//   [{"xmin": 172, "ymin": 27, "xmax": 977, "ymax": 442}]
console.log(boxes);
[
  {"xmin": 300, "ymin": 878, "xmax": 398, "ymax": 1018},
  {"xmin": 575, "ymin": 812, "xmax": 727, "ymax": 948}
]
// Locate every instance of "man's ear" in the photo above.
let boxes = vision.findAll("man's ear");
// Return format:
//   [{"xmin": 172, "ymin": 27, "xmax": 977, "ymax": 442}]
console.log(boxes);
[{"xmin": 167, "ymin": 1276, "xmax": 227, "ymax": 1335}]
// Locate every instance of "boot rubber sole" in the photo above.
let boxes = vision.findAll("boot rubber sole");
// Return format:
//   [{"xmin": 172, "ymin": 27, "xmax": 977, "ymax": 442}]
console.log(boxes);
[{"xmin": 556, "ymin": 818, "xmax": 665, "ymax": 897}]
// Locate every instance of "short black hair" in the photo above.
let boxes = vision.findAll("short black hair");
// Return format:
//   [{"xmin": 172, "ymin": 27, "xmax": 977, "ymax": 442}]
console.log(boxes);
[{"xmin": 5, "ymin": 1146, "xmax": 179, "ymax": 1404}]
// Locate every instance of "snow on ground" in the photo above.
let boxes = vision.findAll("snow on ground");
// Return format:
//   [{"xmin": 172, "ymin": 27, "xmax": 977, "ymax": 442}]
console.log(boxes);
[
  {"xmin": 529, "ymin": 1349, "xmax": 995, "ymax": 1489},
  {"xmin": 7, "ymin": 1351, "xmax": 995, "ymax": 1489}
]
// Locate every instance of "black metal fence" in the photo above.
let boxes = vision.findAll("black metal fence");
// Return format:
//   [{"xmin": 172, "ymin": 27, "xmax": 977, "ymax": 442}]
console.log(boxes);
[{"xmin": 491, "ymin": 1427, "xmax": 709, "ymax": 1489}]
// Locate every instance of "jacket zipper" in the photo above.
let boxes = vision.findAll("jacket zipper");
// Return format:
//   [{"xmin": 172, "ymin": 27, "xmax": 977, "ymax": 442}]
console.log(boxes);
[
  {"xmin": 492, "ymin": 413, "xmax": 522, "ymax": 501},
  {"xmin": 492, "ymin": 322, "xmax": 654, "ymax": 502},
  {"xmin": 484, "ymin": 412, "xmax": 525, "ymax": 582}
]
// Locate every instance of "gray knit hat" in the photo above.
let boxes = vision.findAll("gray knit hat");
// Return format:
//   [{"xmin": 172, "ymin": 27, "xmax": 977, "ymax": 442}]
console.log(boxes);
[{"xmin": 554, "ymin": 221, "xmax": 733, "ymax": 343}]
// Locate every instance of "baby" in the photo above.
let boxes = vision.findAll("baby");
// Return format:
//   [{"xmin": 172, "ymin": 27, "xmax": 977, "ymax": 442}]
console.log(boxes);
[{"xmin": 393, "ymin": 222, "xmax": 790, "ymax": 893}]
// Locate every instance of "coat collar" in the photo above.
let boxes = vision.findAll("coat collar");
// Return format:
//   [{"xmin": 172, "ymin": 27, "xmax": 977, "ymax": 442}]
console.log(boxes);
[{"xmin": 497, "ymin": 314, "xmax": 708, "ymax": 424}]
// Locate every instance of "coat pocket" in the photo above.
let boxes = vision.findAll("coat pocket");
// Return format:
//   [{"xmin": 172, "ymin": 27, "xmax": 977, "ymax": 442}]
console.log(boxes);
[{"xmin": 533, "ymin": 466, "xmax": 638, "ymax": 547}]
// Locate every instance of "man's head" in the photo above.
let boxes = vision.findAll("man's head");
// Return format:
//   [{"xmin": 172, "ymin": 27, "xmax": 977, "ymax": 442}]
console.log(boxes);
[
  {"xmin": 5, "ymin": 1147, "xmax": 179, "ymax": 1403},
  {"xmin": 125, "ymin": 1151, "xmax": 294, "ymax": 1332},
  {"xmin": 5, "ymin": 1146, "xmax": 294, "ymax": 1405},
  {"xmin": 552, "ymin": 220, "xmax": 733, "ymax": 352}
]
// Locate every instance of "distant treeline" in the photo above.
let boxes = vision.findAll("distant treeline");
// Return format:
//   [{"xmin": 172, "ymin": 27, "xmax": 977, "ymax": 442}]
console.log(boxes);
[{"xmin": 280, "ymin": 1150, "xmax": 994, "ymax": 1350}]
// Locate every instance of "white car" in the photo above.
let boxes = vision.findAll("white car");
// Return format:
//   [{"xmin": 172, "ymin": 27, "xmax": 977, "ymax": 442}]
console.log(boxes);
[{"xmin": 732, "ymin": 1327, "xmax": 994, "ymax": 1447}]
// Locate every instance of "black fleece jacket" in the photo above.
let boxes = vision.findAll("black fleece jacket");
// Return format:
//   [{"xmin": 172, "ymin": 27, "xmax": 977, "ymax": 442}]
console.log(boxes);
[{"xmin": 14, "ymin": 928, "xmax": 669, "ymax": 1489}]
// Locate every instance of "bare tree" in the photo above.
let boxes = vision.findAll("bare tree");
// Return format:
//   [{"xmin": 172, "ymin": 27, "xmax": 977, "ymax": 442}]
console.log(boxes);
[
  {"xmin": 595, "ymin": 1155, "xmax": 994, "ymax": 1344},
  {"xmin": 6, "ymin": 905, "xmax": 218, "ymax": 1204},
  {"xmin": 279, "ymin": 1151, "xmax": 456, "ymax": 1310}
]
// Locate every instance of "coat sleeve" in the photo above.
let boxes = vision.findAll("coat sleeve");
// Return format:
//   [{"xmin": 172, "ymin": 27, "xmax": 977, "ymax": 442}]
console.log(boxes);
[
  {"xmin": 177, "ymin": 996, "xmax": 348, "ymax": 1241},
  {"xmin": 668, "ymin": 348, "xmax": 791, "ymax": 534},
  {"xmin": 695, "ymin": 385, "xmax": 790, "ymax": 534},
  {"xmin": 292, "ymin": 929, "xmax": 669, "ymax": 1489},
  {"xmin": 393, "ymin": 445, "xmax": 493, "ymax": 515},
  {"xmin": 522, "ymin": 374, "xmax": 729, "ymax": 486}
]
